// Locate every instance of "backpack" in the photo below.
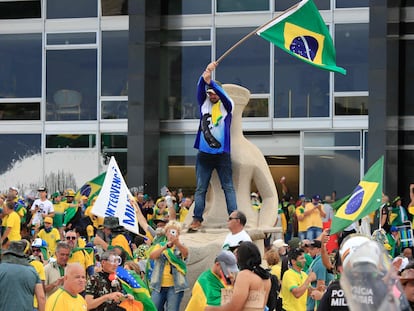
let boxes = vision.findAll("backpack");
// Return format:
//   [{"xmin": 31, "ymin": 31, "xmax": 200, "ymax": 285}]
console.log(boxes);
[{"xmin": 266, "ymin": 273, "xmax": 282, "ymax": 311}]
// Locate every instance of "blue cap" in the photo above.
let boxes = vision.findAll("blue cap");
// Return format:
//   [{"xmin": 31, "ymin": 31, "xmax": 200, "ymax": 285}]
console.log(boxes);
[
  {"xmin": 312, "ymin": 194, "xmax": 321, "ymax": 201},
  {"xmin": 390, "ymin": 226, "xmax": 398, "ymax": 232}
]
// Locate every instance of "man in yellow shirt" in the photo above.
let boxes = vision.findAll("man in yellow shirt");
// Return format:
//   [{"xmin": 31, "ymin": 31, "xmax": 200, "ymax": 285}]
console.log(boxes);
[
  {"xmin": 37, "ymin": 216, "xmax": 61, "ymax": 255},
  {"xmin": 65, "ymin": 231, "xmax": 94, "ymax": 277},
  {"xmin": 1, "ymin": 201, "xmax": 21, "ymax": 247},
  {"xmin": 280, "ymin": 248, "xmax": 316, "ymax": 311},
  {"xmin": 303, "ymin": 195, "xmax": 326, "ymax": 240},
  {"xmin": 46, "ymin": 263, "xmax": 87, "ymax": 311}
]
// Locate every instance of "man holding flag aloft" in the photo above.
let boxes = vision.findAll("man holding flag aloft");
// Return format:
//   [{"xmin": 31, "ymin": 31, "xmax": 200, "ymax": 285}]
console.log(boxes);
[{"xmin": 189, "ymin": 61, "xmax": 238, "ymax": 232}]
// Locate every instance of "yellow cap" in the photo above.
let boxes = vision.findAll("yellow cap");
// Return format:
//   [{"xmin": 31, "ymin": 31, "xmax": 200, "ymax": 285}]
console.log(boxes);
[{"xmin": 44, "ymin": 216, "xmax": 53, "ymax": 224}]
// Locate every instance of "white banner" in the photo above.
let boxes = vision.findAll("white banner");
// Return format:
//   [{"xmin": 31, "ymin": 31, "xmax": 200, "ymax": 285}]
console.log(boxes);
[{"xmin": 91, "ymin": 157, "xmax": 138, "ymax": 234}]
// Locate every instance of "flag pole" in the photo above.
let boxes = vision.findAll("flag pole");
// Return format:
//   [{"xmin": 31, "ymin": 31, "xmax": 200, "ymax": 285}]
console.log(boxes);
[{"xmin": 216, "ymin": 1, "xmax": 302, "ymax": 64}]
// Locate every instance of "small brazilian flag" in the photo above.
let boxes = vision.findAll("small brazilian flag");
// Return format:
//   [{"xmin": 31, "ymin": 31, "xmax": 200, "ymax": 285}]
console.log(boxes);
[
  {"xmin": 75, "ymin": 172, "xmax": 106, "ymax": 206},
  {"xmin": 256, "ymin": 0, "xmax": 346, "ymax": 75},
  {"xmin": 330, "ymin": 156, "xmax": 384, "ymax": 234}
]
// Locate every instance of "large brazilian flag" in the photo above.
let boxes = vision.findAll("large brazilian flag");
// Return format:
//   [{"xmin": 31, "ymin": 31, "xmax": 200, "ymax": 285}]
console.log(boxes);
[
  {"xmin": 256, "ymin": 0, "xmax": 346, "ymax": 75},
  {"xmin": 330, "ymin": 156, "xmax": 384, "ymax": 234}
]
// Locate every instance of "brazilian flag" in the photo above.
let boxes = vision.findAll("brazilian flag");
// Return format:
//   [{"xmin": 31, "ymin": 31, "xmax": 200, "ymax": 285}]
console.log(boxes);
[
  {"xmin": 330, "ymin": 156, "xmax": 384, "ymax": 234},
  {"xmin": 116, "ymin": 266, "xmax": 157, "ymax": 311},
  {"xmin": 256, "ymin": 0, "xmax": 346, "ymax": 75},
  {"xmin": 75, "ymin": 172, "xmax": 106, "ymax": 206}
]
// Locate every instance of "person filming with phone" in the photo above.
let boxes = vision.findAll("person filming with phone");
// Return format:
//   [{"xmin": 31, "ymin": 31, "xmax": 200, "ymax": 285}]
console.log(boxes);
[{"xmin": 149, "ymin": 220, "xmax": 189, "ymax": 311}]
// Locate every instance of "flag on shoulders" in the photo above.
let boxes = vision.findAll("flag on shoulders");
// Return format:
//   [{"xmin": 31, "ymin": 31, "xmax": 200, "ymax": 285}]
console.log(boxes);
[
  {"xmin": 256, "ymin": 0, "xmax": 346, "ymax": 75},
  {"xmin": 330, "ymin": 156, "xmax": 384, "ymax": 234}
]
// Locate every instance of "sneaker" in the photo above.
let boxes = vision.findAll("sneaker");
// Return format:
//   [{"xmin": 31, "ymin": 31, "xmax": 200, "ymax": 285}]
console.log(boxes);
[{"xmin": 187, "ymin": 220, "xmax": 202, "ymax": 233}]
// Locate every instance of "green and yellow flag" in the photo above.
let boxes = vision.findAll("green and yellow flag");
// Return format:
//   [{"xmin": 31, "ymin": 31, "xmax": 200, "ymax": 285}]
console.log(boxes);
[
  {"xmin": 75, "ymin": 172, "xmax": 106, "ymax": 206},
  {"xmin": 330, "ymin": 156, "xmax": 384, "ymax": 234},
  {"xmin": 256, "ymin": 0, "xmax": 346, "ymax": 75}
]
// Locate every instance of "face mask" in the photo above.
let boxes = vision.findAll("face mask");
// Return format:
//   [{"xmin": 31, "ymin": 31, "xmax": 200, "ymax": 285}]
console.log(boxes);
[
  {"xmin": 296, "ymin": 261, "xmax": 303, "ymax": 269},
  {"xmin": 45, "ymin": 227, "xmax": 52, "ymax": 233}
]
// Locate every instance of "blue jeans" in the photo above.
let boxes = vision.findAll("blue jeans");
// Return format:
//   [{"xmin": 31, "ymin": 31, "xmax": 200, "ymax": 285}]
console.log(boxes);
[
  {"xmin": 306, "ymin": 227, "xmax": 322, "ymax": 240},
  {"xmin": 151, "ymin": 286, "xmax": 184, "ymax": 311},
  {"xmin": 194, "ymin": 151, "xmax": 237, "ymax": 222},
  {"xmin": 298, "ymin": 231, "xmax": 307, "ymax": 241}
]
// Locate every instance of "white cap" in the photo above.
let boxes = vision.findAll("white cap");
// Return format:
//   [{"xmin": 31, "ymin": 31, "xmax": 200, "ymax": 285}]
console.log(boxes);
[{"xmin": 272, "ymin": 239, "xmax": 288, "ymax": 249}]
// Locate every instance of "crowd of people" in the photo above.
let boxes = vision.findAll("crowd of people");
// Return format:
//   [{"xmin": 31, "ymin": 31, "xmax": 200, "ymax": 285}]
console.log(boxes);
[
  {"xmin": 2, "ymin": 61, "xmax": 414, "ymax": 311},
  {"xmin": 2, "ymin": 181, "xmax": 414, "ymax": 311}
]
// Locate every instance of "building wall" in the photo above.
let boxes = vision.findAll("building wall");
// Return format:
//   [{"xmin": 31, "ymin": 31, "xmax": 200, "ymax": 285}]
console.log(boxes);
[{"xmin": 0, "ymin": 0, "xmax": 387, "ymax": 201}]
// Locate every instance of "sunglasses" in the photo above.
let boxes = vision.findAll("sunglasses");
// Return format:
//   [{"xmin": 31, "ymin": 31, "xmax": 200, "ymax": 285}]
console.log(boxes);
[
  {"xmin": 228, "ymin": 217, "xmax": 240, "ymax": 221},
  {"xmin": 66, "ymin": 236, "xmax": 77, "ymax": 240},
  {"xmin": 32, "ymin": 248, "xmax": 40, "ymax": 252}
]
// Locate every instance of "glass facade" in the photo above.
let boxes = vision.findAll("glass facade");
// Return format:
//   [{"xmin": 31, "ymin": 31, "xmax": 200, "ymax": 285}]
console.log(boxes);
[
  {"xmin": 0, "ymin": 0, "xmax": 392, "ymax": 198},
  {"xmin": 335, "ymin": 23, "xmax": 369, "ymax": 92},
  {"xmin": 160, "ymin": 46, "xmax": 211, "ymax": 120},
  {"xmin": 218, "ymin": 0, "xmax": 269, "ymax": 12},
  {"xmin": 303, "ymin": 131, "xmax": 362, "ymax": 198},
  {"xmin": 47, "ymin": 0, "xmax": 97, "ymax": 19},
  {"xmin": 274, "ymin": 49, "xmax": 329, "ymax": 118},
  {"xmin": 0, "ymin": 134, "xmax": 42, "ymax": 191},
  {"xmin": 46, "ymin": 49, "xmax": 97, "ymax": 121},
  {"xmin": 216, "ymin": 27, "xmax": 270, "ymax": 94},
  {"xmin": 0, "ymin": 34, "xmax": 42, "ymax": 98}
]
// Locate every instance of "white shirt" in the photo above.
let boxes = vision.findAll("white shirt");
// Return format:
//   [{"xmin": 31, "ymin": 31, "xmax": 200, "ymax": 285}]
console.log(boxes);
[
  {"xmin": 222, "ymin": 229, "xmax": 252, "ymax": 249},
  {"xmin": 30, "ymin": 198, "xmax": 54, "ymax": 225}
]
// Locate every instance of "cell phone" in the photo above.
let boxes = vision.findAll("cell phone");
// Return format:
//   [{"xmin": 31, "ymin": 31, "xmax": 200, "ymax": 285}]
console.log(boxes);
[
  {"xmin": 170, "ymin": 229, "xmax": 177, "ymax": 236},
  {"xmin": 326, "ymin": 229, "xmax": 330, "ymax": 235}
]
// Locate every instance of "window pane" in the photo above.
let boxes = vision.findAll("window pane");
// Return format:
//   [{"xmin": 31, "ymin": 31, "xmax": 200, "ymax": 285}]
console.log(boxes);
[
  {"xmin": 163, "ymin": 29, "xmax": 210, "ymax": 42},
  {"xmin": 102, "ymin": 133, "xmax": 127, "ymax": 148},
  {"xmin": 101, "ymin": 133, "xmax": 127, "ymax": 175},
  {"xmin": 274, "ymin": 49, "xmax": 329, "ymax": 118},
  {"xmin": 242, "ymin": 98, "xmax": 268, "ymax": 117},
  {"xmin": 400, "ymin": 131, "xmax": 414, "ymax": 146},
  {"xmin": 217, "ymin": 27, "xmax": 269, "ymax": 94},
  {"xmin": 46, "ymin": 49, "xmax": 97, "ymax": 121},
  {"xmin": 161, "ymin": 0, "xmax": 211, "ymax": 15},
  {"xmin": 0, "ymin": 103, "xmax": 40, "ymax": 120},
  {"xmin": 0, "ymin": 134, "xmax": 41, "ymax": 184},
  {"xmin": 47, "ymin": 33, "xmax": 96, "ymax": 45},
  {"xmin": 335, "ymin": 96, "xmax": 368, "ymax": 115},
  {"xmin": 101, "ymin": 101, "xmax": 128, "ymax": 119},
  {"xmin": 102, "ymin": 31, "xmax": 128, "ymax": 96},
  {"xmin": 335, "ymin": 24, "xmax": 368, "ymax": 92},
  {"xmin": 160, "ymin": 45, "xmax": 210, "ymax": 120},
  {"xmin": 275, "ymin": 0, "xmax": 329, "ymax": 11},
  {"xmin": 101, "ymin": 0, "xmax": 128, "ymax": 16},
  {"xmin": 46, "ymin": 134, "xmax": 96, "ymax": 148},
  {"xmin": 0, "ymin": 1, "xmax": 41, "ymax": 19},
  {"xmin": 0, "ymin": 34, "xmax": 42, "ymax": 98},
  {"xmin": 336, "ymin": 0, "xmax": 368, "ymax": 8},
  {"xmin": 47, "ymin": 0, "xmax": 97, "ymax": 19},
  {"xmin": 303, "ymin": 132, "xmax": 360, "ymax": 147},
  {"xmin": 217, "ymin": 0, "xmax": 268, "ymax": 12},
  {"xmin": 304, "ymin": 149, "xmax": 360, "ymax": 198}
]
